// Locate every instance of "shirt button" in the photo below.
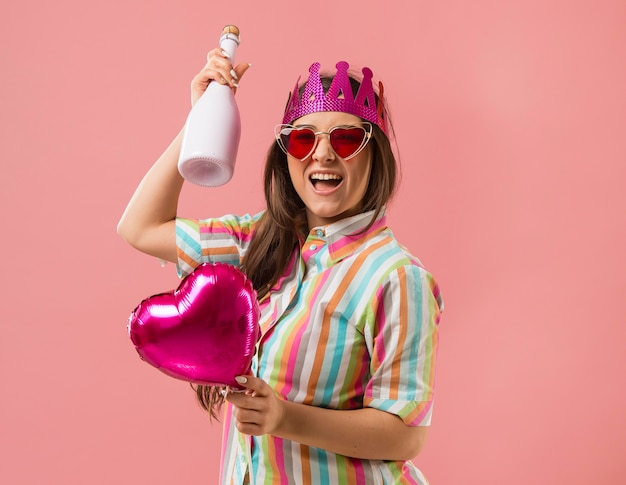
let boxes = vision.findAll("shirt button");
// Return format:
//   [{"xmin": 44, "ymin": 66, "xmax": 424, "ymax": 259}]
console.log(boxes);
[
  {"xmin": 316, "ymin": 229, "xmax": 324, "ymax": 237},
  {"xmin": 310, "ymin": 244, "xmax": 317, "ymax": 251}
]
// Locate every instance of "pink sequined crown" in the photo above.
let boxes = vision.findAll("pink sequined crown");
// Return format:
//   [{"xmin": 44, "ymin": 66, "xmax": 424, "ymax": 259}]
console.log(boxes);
[{"xmin": 282, "ymin": 61, "xmax": 388, "ymax": 135}]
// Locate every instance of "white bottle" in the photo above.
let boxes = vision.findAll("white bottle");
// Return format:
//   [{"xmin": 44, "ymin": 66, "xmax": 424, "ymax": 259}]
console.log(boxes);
[{"xmin": 178, "ymin": 25, "xmax": 241, "ymax": 187}]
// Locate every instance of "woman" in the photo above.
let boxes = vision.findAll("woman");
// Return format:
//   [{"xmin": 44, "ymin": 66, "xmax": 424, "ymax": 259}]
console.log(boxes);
[{"xmin": 118, "ymin": 48, "xmax": 443, "ymax": 484}]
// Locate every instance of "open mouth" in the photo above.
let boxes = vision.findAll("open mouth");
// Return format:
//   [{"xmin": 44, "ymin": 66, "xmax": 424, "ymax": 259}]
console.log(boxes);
[{"xmin": 310, "ymin": 173, "xmax": 343, "ymax": 191}]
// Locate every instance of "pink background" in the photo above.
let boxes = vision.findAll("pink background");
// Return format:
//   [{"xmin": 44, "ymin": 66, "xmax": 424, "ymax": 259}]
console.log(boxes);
[{"xmin": 2, "ymin": 1, "xmax": 625, "ymax": 483}]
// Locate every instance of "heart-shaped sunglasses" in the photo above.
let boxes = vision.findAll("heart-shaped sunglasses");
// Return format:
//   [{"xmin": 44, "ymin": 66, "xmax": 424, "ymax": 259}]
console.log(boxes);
[{"xmin": 275, "ymin": 122, "xmax": 372, "ymax": 161}]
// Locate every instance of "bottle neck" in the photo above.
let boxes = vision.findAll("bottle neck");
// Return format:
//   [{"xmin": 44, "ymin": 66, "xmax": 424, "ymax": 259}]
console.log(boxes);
[{"xmin": 219, "ymin": 34, "xmax": 239, "ymax": 62}]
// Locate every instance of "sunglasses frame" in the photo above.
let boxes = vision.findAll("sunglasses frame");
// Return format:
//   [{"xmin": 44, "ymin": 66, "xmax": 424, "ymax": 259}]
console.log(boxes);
[{"xmin": 274, "ymin": 122, "xmax": 373, "ymax": 161}]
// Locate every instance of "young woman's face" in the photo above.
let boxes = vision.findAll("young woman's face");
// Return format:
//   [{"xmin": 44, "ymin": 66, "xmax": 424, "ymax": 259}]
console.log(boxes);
[{"xmin": 286, "ymin": 112, "xmax": 372, "ymax": 229}]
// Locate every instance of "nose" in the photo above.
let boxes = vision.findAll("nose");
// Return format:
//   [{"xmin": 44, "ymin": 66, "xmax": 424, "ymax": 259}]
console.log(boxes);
[{"xmin": 311, "ymin": 133, "xmax": 336, "ymax": 163}]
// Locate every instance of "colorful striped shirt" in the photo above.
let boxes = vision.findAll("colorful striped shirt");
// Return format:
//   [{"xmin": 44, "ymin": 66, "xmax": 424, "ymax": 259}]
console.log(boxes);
[{"xmin": 176, "ymin": 209, "xmax": 443, "ymax": 484}]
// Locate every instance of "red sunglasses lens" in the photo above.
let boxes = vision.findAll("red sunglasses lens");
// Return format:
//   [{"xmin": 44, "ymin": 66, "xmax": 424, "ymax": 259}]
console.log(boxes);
[
  {"xmin": 282, "ymin": 128, "xmax": 316, "ymax": 159},
  {"xmin": 329, "ymin": 128, "xmax": 366, "ymax": 158}
]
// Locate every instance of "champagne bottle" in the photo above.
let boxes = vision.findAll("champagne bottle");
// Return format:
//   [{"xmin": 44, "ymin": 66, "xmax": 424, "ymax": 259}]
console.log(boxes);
[{"xmin": 178, "ymin": 25, "xmax": 241, "ymax": 187}]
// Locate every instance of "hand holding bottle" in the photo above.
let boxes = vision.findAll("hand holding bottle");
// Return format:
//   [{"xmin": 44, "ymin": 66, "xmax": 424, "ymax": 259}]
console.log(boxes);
[
  {"xmin": 179, "ymin": 25, "xmax": 250, "ymax": 187},
  {"xmin": 118, "ymin": 28, "xmax": 250, "ymax": 261},
  {"xmin": 190, "ymin": 47, "xmax": 250, "ymax": 106}
]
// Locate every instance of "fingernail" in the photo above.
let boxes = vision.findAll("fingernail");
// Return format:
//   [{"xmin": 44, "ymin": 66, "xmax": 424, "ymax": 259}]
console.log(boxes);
[
  {"xmin": 232, "ymin": 81, "xmax": 239, "ymax": 88},
  {"xmin": 230, "ymin": 69, "xmax": 238, "ymax": 80},
  {"xmin": 221, "ymin": 50, "xmax": 231, "ymax": 58},
  {"xmin": 235, "ymin": 376, "xmax": 247, "ymax": 384},
  {"xmin": 220, "ymin": 388, "xmax": 228, "ymax": 397}
]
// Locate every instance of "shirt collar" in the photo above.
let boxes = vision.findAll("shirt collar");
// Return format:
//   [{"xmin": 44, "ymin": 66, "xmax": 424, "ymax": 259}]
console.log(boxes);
[{"xmin": 308, "ymin": 209, "xmax": 388, "ymax": 263}]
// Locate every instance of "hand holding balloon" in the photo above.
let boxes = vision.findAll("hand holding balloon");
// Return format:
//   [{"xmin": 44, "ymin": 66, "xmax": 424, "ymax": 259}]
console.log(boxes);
[{"xmin": 128, "ymin": 263, "xmax": 260, "ymax": 388}]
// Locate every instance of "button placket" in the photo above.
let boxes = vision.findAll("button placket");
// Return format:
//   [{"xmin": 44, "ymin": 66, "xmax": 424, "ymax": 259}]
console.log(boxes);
[
  {"xmin": 304, "ymin": 228, "xmax": 326, "ymax": 256},
  {"xmin": 302, "ymin": 231, "xmax": 327, "ymax": 268}
]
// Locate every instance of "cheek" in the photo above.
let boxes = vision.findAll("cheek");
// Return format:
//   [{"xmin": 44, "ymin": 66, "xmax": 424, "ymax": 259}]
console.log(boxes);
[
  {"xmin": 352, "ymin": 158, "xmax": 373, "ymax": 194},
  {"xmin": 286, "ymin": 159, "xmax": 307, "ymax": 194},
  {"xmin": 287, "ymin": 158, "xmax": 303, "ymax": 180}
]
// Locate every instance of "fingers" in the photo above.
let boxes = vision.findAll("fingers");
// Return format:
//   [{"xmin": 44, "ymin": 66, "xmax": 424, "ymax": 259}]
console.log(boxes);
[
  {"xmin": 225, "ymin": 389, "xmax": 262, "ymax": 410},
  {"xmin": 225, "ymin": 388, "xmax": 265, "ymax": 436},
  {"xmin": 235, "ymin": 375, "xmax": 265, "ymax": 392},
  {"xmin": 197, "ymin": 50, "xmax": 236, "ymax": 85},
  {"xmin": 203, "ymin": 48, "xmax": 248, "ymax": 87},
  {"xmin": 231, "ymin": 405, "xmax": 267, "ymax": 436},
  {"xmin": 233, "ymin": 62, "xmax": 251, "ymax": 85},
  {"xmin": 191, "ymin": 49, "xmax": 251, "ymax": 105},
  {"xmin": 224, "ymin": 376, "xmax": 282, "ymax": 436}
]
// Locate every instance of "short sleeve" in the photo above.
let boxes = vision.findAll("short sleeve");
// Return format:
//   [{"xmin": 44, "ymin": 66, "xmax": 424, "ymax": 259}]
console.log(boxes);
[
  {"xmin": 363, "ymin": 264, "xmax": 443, "ymax": 426},
  {"xmin": 176, "ymin": 211, "xmax": 264, "ymax": 278}
]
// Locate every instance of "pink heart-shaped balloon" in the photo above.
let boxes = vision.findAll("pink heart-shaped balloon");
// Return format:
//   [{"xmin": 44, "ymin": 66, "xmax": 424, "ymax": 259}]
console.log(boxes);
[{"xmin": 128, "ymin": 262, "xmax": 260, "ymax": 388}]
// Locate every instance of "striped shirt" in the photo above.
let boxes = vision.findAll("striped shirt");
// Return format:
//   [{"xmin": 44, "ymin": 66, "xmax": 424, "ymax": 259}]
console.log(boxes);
[{"xmin": 176, "ymin": 209, "xmax": 443, "ymax": 484}]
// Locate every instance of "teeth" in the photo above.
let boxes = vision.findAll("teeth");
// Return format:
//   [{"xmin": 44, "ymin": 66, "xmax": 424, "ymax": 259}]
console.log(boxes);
[{"xmin": 310, "ymin": 173, "xmax": 342, "ymax": 180}]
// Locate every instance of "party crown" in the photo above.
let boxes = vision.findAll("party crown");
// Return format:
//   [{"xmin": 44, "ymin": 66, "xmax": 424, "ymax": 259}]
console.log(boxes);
[{"xmin": 282, "ymin": 61, "xmax": 388, "ymax": 134}]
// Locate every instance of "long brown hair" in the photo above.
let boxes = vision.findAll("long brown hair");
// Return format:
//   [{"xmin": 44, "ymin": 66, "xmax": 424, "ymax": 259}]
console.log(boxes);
[{"xmin": 193, "ymin": 74, "xmax": 399, "ymax": 419}]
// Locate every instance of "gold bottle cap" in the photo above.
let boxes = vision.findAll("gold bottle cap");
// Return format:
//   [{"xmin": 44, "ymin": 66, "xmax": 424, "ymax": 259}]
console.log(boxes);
[{"xmin": 222, "ymin": 25, "xmax": 240, "ymax": 36}]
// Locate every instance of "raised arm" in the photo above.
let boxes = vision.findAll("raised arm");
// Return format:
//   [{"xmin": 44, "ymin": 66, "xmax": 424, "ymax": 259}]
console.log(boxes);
[{"xmin": 117, "ymin": 48, "xmax": 250, "ymax": 262}]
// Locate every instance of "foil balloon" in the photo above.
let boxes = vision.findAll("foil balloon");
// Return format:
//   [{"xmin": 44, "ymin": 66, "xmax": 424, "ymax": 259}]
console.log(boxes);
[{"xmin": 128, "ymin": 262, "xmax": 260, "ymax": 388}]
